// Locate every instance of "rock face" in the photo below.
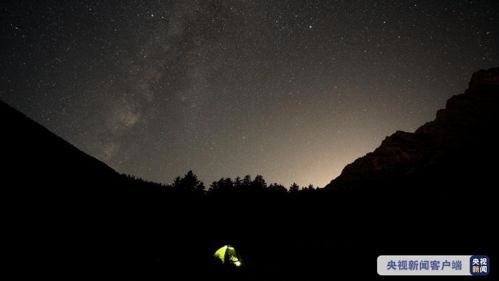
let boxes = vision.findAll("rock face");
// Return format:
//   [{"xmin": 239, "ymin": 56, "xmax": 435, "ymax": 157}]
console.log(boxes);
[{"xmin": 325, "ymin": 67, "xmax": 499, "ymax": 190}]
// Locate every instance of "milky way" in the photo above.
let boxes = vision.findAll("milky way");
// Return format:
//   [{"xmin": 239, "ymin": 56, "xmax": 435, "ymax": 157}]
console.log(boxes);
[{"xmin": 1, "ymin": 0, "xmax": 498, "ymax": 186}]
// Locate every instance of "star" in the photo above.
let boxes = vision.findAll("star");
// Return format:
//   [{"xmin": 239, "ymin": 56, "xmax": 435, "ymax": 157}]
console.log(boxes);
[{"xmin": 1, "ymin": 0, "xmax": 497, "ymax": 187}]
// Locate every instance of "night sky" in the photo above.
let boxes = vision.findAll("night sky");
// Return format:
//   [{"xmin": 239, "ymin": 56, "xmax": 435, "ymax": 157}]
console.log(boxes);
[{"xmin": 1, "ymin": 0, "xmax": 498, "ymax": 187}]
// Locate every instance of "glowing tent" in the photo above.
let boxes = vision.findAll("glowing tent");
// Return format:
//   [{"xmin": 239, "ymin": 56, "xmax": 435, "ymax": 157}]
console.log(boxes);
[{"xmin": 213, "ymin": 245, "xmax": 242, "ymax": 267}]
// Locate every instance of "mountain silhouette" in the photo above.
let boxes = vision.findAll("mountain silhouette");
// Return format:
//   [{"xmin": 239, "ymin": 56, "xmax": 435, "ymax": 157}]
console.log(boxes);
[
  {"xmin": 1, "ymin": 99, "xmax": 171, "ymax": 278},
  {"xmin": 2, "ymin": 99, "xmax": 118, "ymax": 186},
  {"xmin": 326, "ymin": 68, "xmax": 499, "ymax": 197},
  {"xmin": 2, "ymin": 68, "xmax": 498, "ymax": 280}
]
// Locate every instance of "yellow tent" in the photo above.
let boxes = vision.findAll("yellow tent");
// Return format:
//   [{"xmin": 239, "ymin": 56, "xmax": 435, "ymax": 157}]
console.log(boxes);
[{"xmin": 214, "ymin": 245, "xmax": 242, "ymax": 267}]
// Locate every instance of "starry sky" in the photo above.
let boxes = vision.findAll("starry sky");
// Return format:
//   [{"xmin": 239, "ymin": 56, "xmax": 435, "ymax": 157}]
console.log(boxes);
[{"xmin": 1, "ymin": 0, "xmax": 498, "ymax": 187}]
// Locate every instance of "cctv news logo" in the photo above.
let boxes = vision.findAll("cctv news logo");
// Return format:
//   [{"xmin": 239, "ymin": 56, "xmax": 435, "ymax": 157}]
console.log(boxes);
[{"xmin": 377, "ymin": 255, "xmax": 489, "ymax": 276}]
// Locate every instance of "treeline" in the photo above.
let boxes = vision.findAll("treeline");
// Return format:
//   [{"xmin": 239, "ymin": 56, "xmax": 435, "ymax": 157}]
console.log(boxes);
[{"xmin": 122, "ymin": 170, "xmax": 318, "ymax": 195}]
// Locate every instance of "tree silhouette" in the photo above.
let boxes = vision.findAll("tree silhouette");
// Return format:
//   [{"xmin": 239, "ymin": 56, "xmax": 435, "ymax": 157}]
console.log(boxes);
[
  {"xmin": 268, "ymin": 183, "xmax": 287, "ymax": 193},
  {"xmin": 172, "ymin": 170, "xmax": 205, "ymax": 194},
  {"xmin": 209, "ymin": 177, "xmax": 234, "ymax": 193},
  {"xmin": 242, "ymin": 175, "xmax": 252, "ymax": 187},
  {"xmin": 234, "ymin": 176, "xmax": 242, "ymax": 188},
  {"xmin": 251, "ymin": 175, "xmax": 267, "ymax": 191},
  {"xmin": 289, "ymin": 182, "xmax": 300, "ymax": 193}
]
